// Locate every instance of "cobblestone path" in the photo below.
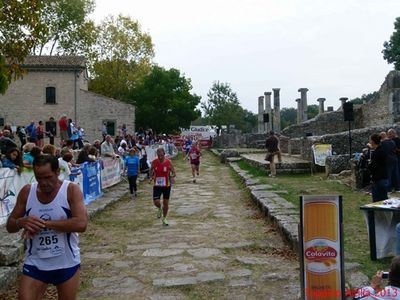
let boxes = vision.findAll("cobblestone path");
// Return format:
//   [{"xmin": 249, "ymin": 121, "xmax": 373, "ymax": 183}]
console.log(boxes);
[{"xmin": 79, "ymin": 151, "xmax": 300, "ymax": 299}]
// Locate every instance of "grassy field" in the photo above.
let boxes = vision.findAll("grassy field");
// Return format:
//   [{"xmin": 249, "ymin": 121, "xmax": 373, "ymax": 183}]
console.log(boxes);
[{"xmin": 234, "ymin": 159, "xmax": 393, "ymax": 279}]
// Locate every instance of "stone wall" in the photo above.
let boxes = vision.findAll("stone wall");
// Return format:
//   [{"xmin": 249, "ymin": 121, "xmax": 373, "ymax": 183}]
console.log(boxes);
[{"xmin": 0, "ymin": 68, "xmax": 135, "ymax": 143}]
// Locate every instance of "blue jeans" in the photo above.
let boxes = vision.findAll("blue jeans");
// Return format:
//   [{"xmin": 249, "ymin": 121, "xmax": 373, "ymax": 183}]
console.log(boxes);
[{"xmin": 372, "ymin": 179, "xmax": 388, "ymax": 202}]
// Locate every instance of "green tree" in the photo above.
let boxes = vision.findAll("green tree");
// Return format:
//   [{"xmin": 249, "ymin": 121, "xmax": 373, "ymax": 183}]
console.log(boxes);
[
  {"xmin": 280, "ymin": 107, "xmax": 297, "ymax": 129},
  {"xmin": 242, "ymin": 109, "xmax": 257, "ymax": 133},
  {"xmin": 350, "ymin": 91, "xmax": 379, "ymax": 104},
  {"xmin": 89, "ymin": 15, "xmax": 154, "ymax": 100},
  {"xmin": 0, "ymin": 0, "xmax": 46, "ymax": 93},
  {"xmin": 33, "ymin": 0, "xmax": 95, "ymax": 56},
  {"xmin": 383, "ymin": 17, "xmax": 400, "ymax": 70},
  {"xmin": 307, "ymin": 104, "xmax": 319, "ymax": 120},
  {"xmin": 129, "ymin": 66, "xmax": 201, "ymax": 133},
  {"xmin": 201, "ymin": 81, "xmax": 246, "ymax": 131}
]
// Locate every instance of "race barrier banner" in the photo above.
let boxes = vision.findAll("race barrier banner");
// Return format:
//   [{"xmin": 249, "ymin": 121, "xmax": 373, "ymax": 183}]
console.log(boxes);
[
  {"xmin": 0, "ymin": 159, "xmax": 118, "ymax": 225},
  {"xmin": 100, "ymin": 157, "xmax": 122, "ymax": 189}
]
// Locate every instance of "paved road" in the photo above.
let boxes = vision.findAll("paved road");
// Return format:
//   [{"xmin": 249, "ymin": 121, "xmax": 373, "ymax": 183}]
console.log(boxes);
[{"xmin": 78, "ymin": 151, "xmax": 300, "ymax": 299}]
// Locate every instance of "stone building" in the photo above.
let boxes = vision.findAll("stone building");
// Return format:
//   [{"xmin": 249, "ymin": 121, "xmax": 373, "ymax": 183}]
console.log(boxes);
[{"xmin": 0, "ymin": 56, "xmax": 135, "ymax": 143}]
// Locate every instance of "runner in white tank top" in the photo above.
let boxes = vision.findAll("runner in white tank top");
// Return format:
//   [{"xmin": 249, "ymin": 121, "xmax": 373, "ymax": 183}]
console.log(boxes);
[{"xmin": 6, "ymin": 155, "xmax": 87, "ymax": 300}]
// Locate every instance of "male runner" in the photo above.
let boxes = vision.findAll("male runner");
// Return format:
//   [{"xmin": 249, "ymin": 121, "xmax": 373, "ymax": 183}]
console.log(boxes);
[
  {"xmin": 6, "ymin": 154, "xmax": 88, "ymax": 300},
  {"xmin": 186, "ymin": 141, "xmax": 201, "ymax": 183},
  {"xmin": 150, "ymin": 148, "xmax": 176, "ymax": 226}
]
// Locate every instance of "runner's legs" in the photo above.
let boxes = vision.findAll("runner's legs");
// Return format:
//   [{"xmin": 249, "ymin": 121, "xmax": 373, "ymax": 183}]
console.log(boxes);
[{"xmin": 19, "ymin": 275, "xmax": 48, "ymax": 300}]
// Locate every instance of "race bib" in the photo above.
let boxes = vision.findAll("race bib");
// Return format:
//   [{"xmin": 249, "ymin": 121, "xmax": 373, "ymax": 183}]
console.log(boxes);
[
  {"xmin": 190, "ymin": 153, "xmax": 198, "ymax": 159},
  {"xmin": 36, "ymin": 230, "xmax": 65, "ymax": 258},
  {"xmin": 155, "ymin": 177, "xmax": 167, "ymax": 187}
]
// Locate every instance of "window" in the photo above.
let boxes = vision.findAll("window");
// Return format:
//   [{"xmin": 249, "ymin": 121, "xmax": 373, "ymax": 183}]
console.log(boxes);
[
  {"xmin": 0, "ymin": 118, "xmax": 4, "ymax": 127},
  {"xmin": 46, "ymin": 87, "xmax": 56, "ymax": 104},
  {"xmin": 103, "ymin": 120, "xmax": 116, "ymax": 136}
]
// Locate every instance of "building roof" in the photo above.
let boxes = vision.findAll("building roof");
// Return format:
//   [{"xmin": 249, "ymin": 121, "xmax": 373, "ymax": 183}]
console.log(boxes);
[{"xmin": 21, "ymin": 55, "xmax": 86, "ymax": 70}]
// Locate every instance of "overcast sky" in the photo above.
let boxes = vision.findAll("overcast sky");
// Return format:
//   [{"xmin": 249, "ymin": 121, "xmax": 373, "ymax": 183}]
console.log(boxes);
[{"xmin": 92, "ymin": 0, "xmax": 400, "ymax": 113}]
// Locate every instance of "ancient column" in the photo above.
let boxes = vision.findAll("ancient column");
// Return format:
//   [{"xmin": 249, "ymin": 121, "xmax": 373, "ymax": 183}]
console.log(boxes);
[
  {"xmin": 272, "ymin": 88, "xmax": 281, "ymax": 133},
  {"xmin": 298, "ymin": 88, "xmax": 308, "ymax": 122},
  {"xmin": 317, "ymin": 98, "xmax": 326, "ymax": 114},
  {"xmin": 340, "ymin": 97, "xmax": 348, "ymax": 110},
  {"xmin": 296, "ymin": 98, "xmax": 302, "ymax": 124},
  {"xmin": 264, "ymin": 92, "xmax": 272, "ymax": 132},
  {"xmin": 258, "ymin": 96, "xmax": 264, "ymax": 133}
]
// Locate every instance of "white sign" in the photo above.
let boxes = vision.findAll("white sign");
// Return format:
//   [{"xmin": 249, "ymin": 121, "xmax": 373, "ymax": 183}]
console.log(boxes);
[{"xmin": 181, "ymin": 126, "xmax": 217, "ymax": 139}]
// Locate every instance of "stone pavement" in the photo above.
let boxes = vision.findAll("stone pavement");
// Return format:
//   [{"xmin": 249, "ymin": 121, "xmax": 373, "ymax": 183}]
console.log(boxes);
[{"xmin": 78, "ymin": 151, "xmax": 300, "ymax": 299}]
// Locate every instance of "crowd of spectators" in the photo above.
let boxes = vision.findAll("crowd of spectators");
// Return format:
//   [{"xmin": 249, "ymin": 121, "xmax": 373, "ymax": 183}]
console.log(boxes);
[{"xmin": 0, "ymin": 118, "xmax": 177, "ymax": 180}]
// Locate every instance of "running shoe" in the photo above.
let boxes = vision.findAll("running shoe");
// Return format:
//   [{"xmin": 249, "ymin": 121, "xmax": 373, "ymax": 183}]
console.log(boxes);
[
  {"xmin": 162, "ymin": 217, "xmax": 169, "ymax": 226},
  {"xmin": 193, "ymin": 178, "xmax": 196, "ymax": 183},
  {"xmin": 157, "ymin": 207, "xmax": 162, "ymax": 218}
]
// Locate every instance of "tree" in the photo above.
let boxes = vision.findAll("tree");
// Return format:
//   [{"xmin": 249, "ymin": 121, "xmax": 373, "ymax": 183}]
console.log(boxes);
[
  {"xmin": 129, "ymin": 66, "xmax": 201, "ymax": 133},
  {"xmin": 280, "ymin": 107, "xmax": 297, "ymax": 129},
  {"xmin": 32, "ymin": 0, "xmax": 95, "ymax": 56},
  {"xmin": 350, "ymin": 91, "xmax": 379, "ymax": 104},
  {"xmin": 242, "ymin": 109, "xmax": 257, "ymax": 133},
  {"xmin": 307, "ymin": 104, "xmax": 319, "ymax": 120},
  {"xmin": 383, "ymin": 17, "xmax": 400, "ymax": 70},
  {"xmin": 88, "ymin": 15, "xmax": 154, "ymax": 101},
  {"xmin": 0, "ymin": 0, "xmax": 46, "ymax": 93},
  {"xmin": 201, "ymin": 81, "xmax": 246, "ymax": 131}
]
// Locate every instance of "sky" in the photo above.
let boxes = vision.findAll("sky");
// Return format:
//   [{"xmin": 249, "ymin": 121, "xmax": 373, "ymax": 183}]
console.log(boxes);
[{"xmin": 91, "ymin": 0, "xmax": 400, "ymax": 113}]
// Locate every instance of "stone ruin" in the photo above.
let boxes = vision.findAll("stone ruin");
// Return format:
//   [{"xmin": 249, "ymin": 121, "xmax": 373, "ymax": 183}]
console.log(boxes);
[{"xmin": 214, "ymin": 70, "xmax": 400, "ymax": 183}]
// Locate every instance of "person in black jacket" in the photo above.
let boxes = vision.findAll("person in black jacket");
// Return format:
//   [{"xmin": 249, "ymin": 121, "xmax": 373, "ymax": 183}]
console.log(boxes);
[{"xmin": 368, "ymin": 133, "xmax": 389, "ymax": 202}]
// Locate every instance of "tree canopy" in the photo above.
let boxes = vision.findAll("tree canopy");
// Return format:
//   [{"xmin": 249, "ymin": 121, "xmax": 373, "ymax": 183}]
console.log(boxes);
[
  {"xmin": 202, "ymin": 81, "xmax": 244, "ymax": 131},
  {"xmin": 0, "ymin": 0, "xmax": 46, "ymax": 93},
  {"xmin": 383, "ymin": 17, "xmax": 400, "ymax": 70},
  {"xmin": 88, "ymin": 15, "xmax": 154, "ymax": 100},
  {"xmin": 128, "ymin": 66, "xmax": 201, "ymax": 133}
]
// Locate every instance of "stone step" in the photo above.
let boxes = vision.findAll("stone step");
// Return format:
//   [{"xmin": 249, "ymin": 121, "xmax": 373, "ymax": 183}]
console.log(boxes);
[
  {"xmin": 0, "ymin": 227, "xmax": 23, "ymax": 266},
  {"xmin": 0, "ymin": 266, "xmax": 18, "ymax": 291}
]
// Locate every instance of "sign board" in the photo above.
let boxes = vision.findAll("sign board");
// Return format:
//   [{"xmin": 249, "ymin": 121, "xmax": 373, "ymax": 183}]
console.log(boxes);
[
  {"xmin": 181, "ymin": 126, "xmax": 217, "ymax": 140},
  {"xmin": 312, "ymin": 144, "xmax": 332, "ymax": 167},
  {"xmin": 300, "ymin": 195, "xmax": 345, "ymax": 300}
]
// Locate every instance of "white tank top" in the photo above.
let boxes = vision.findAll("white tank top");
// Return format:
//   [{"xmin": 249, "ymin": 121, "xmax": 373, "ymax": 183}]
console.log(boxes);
[{"xmin": 24, "ymin": 181, "xmax": 80, "ymax": 270}]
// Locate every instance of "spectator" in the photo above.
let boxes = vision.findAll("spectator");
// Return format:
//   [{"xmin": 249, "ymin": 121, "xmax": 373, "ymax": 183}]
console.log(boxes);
[
  {"xmin": 355, "ymin": 256, "xmax": 400, "ymax": 299},
  {"xmin": 101, "ymin": 135, "xmax": 118, "ymax": 158},
  {"xmin": 25, "ymin": 121, "xmax": 37, "ymax": 144},
  {"xmin": 2, "ymin": 148, "xmax": 23, "ymax": 174},
  {"xmin": 140, "ymin": 153, "xmax": 150, "ymax": 179},
  {"xmin": 368, "ymin": 133, "xmax": 388, "ymax": 202},
  {"xmin": 265, "ymin": 130, "xmax": 281, "ymax": 178},
  {"xmin": 0, "ymin": 129, "xmax": 18, "ymax": 155},
  {"xmin": 23, "ymin": 146, "xmax": 42, "ymax": 168},
  {"xmin": 36, "ymin": 120, "xmax": 45, "ymax": 148},
  {"xmin": 16, "ymin": 126, "xmax": 27, "ymax": 151},
  {"xmin": 58, "ymin": 149, "xmax": 72, "ymax": 181},
  {"xmin": 42, "ymin": 144, "xmax": 57, "ymax": 156},
  {"xmin": 381, "ymin": 131, "xmax": 399, "ymax": 193},
  {"xmin": 46, "ymin": 117, "xmax": 57, "ymax": 145},
  {"xmin": 76, "ymin": 144, "xmax": 91, "ymax": 164},
  {"xmin": 118, "ymin": 141, "xmax": 128, "ymax": 156},
  {"xmin": 88, "ymin": 146, "xmax": 99, "ymax": 162},
  {"xmin": 58, "ymin": 114, "xmax": 68, "ymax": 145}
]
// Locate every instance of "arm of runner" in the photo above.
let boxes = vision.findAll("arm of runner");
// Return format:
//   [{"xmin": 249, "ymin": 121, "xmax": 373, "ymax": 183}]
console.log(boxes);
[
  {"xmin": 43, "ymin": 183, "xmax": 88, "ymax": 233},
  {"xmin": 6, "ymin": 185, "xmax": 45, "ymax": 234},
  {"xmin": 149, "ymin": 162, "xmax": 155, "ymax": 183},
  {"xmin": 170, "ymin": 163, "xmax": 177, "ymax": 178}
]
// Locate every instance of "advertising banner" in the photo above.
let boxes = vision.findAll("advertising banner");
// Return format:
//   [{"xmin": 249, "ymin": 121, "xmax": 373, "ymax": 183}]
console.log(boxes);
[
  {"xmin": 300, "ymin": 195, "xmax": 345, "ymax": 300},
  {"xmin": 311, "ymin": 144, "xmax": 332, "ymax": 167},
  {"xmin": 100, "ymin": 157, "xmax": 122, "ymax": 188},
  {"xmin": 81, "ymin": 161, "xmax": 102, "ymax": 205}
]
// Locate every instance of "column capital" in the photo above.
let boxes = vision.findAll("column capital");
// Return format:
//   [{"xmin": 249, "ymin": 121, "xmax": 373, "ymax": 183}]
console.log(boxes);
[
  {"xmin": 298, "ymin": 88, "xmax": 309, "ymax": 93},
  {"xmin": 317, "ymin": 98, "xmax": 326, "ymax": 102},
  {"xmin": 295, "ymin": 98, "xmax": 301, "ymax": 103},
  {"xmin": 258, "ymin": 95, "xmax": 264, "ymax": 100},
  {"xmin": 272, "ymin": 88, "xmax": 280, "ymax": 92},
  {"xmin": 264, "ymin": 91, "xmax": 272, "ymax": 96},
  {"xmin": 339, "ymin": 97, "xmax": 348, "ymax": 101}
]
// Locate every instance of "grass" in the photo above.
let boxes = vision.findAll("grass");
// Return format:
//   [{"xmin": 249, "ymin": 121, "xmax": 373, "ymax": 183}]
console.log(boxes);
[{"xmin": 233, "ymin": 159, "xmax": 393, "ymax": 279}]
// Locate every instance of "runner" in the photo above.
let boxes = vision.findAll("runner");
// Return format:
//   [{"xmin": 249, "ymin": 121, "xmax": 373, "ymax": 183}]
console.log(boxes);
[
  {"xmin": 150, "ymin": 148, "xmax": 176, "ymax": 226},
  {"xmin": 6, "ymin": 154, "xmax": 88, "ymax": 300},
  {"xmin": 185, "ymin": 141, "xmax": 201, "ymax": 183}
]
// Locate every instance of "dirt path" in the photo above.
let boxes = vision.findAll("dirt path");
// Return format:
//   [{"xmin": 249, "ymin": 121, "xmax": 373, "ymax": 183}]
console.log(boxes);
[{"xmin": 78, "ymin": 151, "xmax": 300, "ymax": 299}]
